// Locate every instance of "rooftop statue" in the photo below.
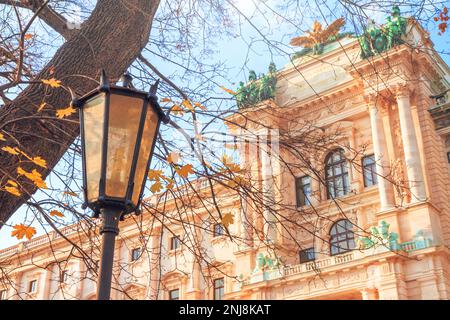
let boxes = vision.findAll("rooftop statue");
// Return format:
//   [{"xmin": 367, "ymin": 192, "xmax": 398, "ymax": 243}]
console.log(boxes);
[
  {"xmin": 359, "ymin": 6, "xmax": 408, "ymax": 59},
  {"xmin": 290, "ymin": 18, "xmax": 346, "ymax": 55}
]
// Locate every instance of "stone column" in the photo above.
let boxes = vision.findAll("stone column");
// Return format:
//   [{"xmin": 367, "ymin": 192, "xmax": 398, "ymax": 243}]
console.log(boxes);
[
  {"xmin": 149, "ymin": 228, "xmax": 162, "ymax": 300},
  {"xmin": 395, "ymin": 85, "xmax": 427, "ymax": 203},
  {"xmin": 367, "ymin": 95, "xmax": 395, "ymax": 211},
  {"xmin": 361, "ymin": 288, "xmax": 378, "ymax": 300}
]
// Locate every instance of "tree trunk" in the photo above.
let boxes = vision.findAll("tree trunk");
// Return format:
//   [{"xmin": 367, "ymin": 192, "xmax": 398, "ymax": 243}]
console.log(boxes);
[{"xmin": 0, "ymin": 0, "xmax": 160, "ymax": 227}]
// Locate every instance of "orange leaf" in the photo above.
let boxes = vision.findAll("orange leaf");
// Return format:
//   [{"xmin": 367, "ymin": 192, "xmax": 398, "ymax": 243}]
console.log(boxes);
[
  {"xmin": 194, "ymin": 102, "xmax": 207, "ymax": 111},
  {"xmin": 56, "ymin": 106, "xmax": 76, "ymax": 119},
  {"xmin": 17, "ymin": 167, "xmax": 47, "ymax": 189},
  {"xmin": 182, "ymin": 99, "xmax": 195, "ymax": 112},
  {"xmin": 150, "ymin": 181, "xmax": 163, "ymax": 193},
  {"xmin": 220, "ymin": 86, "xmax": 237, "ymax": 95},
  {"xmin": 221, "ymin": 213, "xmax": 234, "ymax": 228},
  {"xmin": 50, "ymin": 210, "xmax": 64, "ymax": 218},
  {"xmin": 0, "ymin": 133, "xmax": 5, "ymax": 141},
  {"xmin": 175, "ymin": 164, "xmax": 194, "ymax": 178},
  {"xmin": 63, "ymin": 190, "xmax": 77, "ymax": 197},
  {"xmin": 171, "ymin": 104, "xmax": 184, "ymax": 116},
  {"xmin": 161, "ymin": 98, "xmax": 172, "ymax": 103},
  {"xmin": 24, "ymin": 33, "xmax": 33, "ymax": 40},
  {"xmin": 42, "ymin": 78, "xmax": 62, "ymax": 88},
  {"xmin": 148, "ymin": 169, "xmax": 164, "ymax": 181},
  {"xmin": 11, "ymin": 224, "xmax": 36, "ymax": 240}
]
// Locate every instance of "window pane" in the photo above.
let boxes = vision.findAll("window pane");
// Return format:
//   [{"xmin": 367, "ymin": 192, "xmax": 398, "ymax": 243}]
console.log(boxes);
[
  {"xmin": 170, "ymin": 289, "xmax": 180, "ymax": 300},
  {"xmin": 105, "ymin": 94, "xmax": 144, "ymax": 198},
  {"xmin": 299, "ymin": 248, "xmax": 315, "ymax": 263}
]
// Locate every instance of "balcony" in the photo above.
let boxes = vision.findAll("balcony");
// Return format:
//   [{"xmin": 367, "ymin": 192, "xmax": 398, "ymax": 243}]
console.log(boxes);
[{"xmin": 429, "ymin": 90, "xmax": 450, "ymax": 134}]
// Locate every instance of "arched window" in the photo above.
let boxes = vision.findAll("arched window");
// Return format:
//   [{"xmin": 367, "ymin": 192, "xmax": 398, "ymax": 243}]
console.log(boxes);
[
  {"xmin": 329, "ymin": 219, "xmax": 355, "ymax": 255},
  {"xmin": 325, "ymin": 149, "xmax": 350, "ymax": 199}
]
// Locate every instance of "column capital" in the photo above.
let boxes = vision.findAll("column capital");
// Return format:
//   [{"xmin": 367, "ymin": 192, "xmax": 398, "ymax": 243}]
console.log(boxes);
[{"xmin": 394, "ymin": 83, "xmax": 413, "ymax": 99}]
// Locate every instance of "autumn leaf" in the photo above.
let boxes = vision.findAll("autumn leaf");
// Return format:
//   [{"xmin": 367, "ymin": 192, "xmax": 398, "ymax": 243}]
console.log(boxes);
[
  {"xmin": 63, "ymin": 190, "xmax": 77, "ymax": 197},
  {"xmin": 42, "ymin": 78, "xmax": 62, "ymax": 88},
  {"xmin": 7, "ymin": 180, "xmax": 18, "ymax": 187},
  {"xmin": 148, "ymin": 169, "xmax": 164, "ymax": 181},
  {"xmin": 167, "ymin": 152, "xmax": 180, "ymax": 164},
  {"xmin": 150, "ymin": 181, "xmax": 163, "ymax": 193},
  {"xmin": 220, "ymin": 86, "xmax": 237, "ymax": 95},
  {"xmin": 11, "ymin": 224, "xmax": 36, "ymax": 240},
  {"xmin": 182, "ymin": 99, "xmax": 195, "ymax": 112},
  {"xmin": 161, "ymin": 98, "xmax": 172, "ymax": 103},
  {"xmin": 194, "ymin": 102, "xmax": 207, "ymax": 111},
  {"xmin": 1, "ymin": 146, "xmax": 19, "ymax": 155},
  {"xmin": 56, "ymin": 106, "xmax": 76, "ymax": 119},
  {"xmin": 171, "ymin": 105, "xmax": 184, "ymax": 116},
  {"xmin": 37, "ymin": 102, "xmax": 46, "ymax": 112},
  {"xmin": 221, "ymin": 213, "xmax": 234, "ymax": 228},
  {"xmin": 165, "ymin": 179, "xmax": 174, "ymax": 190},
  {"xmin": 0, "ymin": 133, "xmax": 5, "ymax": 141},
  {"xmin": 5, "ymin": 186, "xmax": 21, "ymax": 197},
  {"xmin": 175, "ymin": 164, "xmax": 194, "ymax": 178},
  {"xmin": 17, "ymin": 167, "xmax": 47, "ymax": 189},
  {"xmin": 32, "ymin": 156, "xmax": 47, "ymax": 168},
  {"xmin": 50, "ymin": 210, "xmax": 64, "ymax": 218},
  {"xmin": 24, "ymin": 33, "xmax": 33, "ymax": 40}
]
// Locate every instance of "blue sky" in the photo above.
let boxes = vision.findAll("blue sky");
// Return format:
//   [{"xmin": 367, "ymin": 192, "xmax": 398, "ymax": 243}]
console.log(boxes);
[{"xmin": 0, "ymin": 0, "xmax": 449, "ymax": 249}]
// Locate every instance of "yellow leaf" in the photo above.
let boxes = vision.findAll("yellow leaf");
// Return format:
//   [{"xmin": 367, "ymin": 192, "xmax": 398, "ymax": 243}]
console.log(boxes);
[
  {"xmin": 11, "ymin": 224, "xmax": 36, "ymax": 240},
  {"xmin": 56, "ymin": 106, "xmax": 76, "ymax": 119},
  {"xmin": 165, "ymin": 178, "xmax": 174, "ymax": 190},
  {"xmin": 220, "ymin": 86, "xmax": 237, "ymax": 95},
  {"xmin": 182, "ymin": 99, "xmax": 195, "ymax": 111},
  {"xmin": 194, "ymin": 102, "xmax": 207, "ymax": 111},
  {"xmin": 17, "ymin": 167, "xmax": 47, "ymax": 189},
  {"xmin": 161, "ymin": 98, "xmax": 172, "ymax": 103},
  {"xmin": 50, "ymin": 210, "xmax": 64, "ymax": 218},
  {"xmin": 42, "ymin": 78, "xmax": 61, "ymax": 88},
  {"xmin": 32, "ymin": 156, "xmax": 47, "ymax": 168},
  {"xmin": 7, "ymin": 180, "xmax": 18, "ymax": 187},
  {"xmin": 37, "ymin": 102, "xmax": 46, "ymax": 112},
  {"xmin": 24, "ymin": 33, "xmax": 33, "ymax": 40},
  {"xmin": 150, "ymin": 181, "xmax": 163, "ymax": 193},
  {"xmin": 171, "ymin": 104, "xmax": 184, "ymax": 116},
  {"xmin": 167, "ymin": 152, "xmax": 180, "ymax": 164},
  {"xmin": 0, "ymin": 133, "xmax": 5, "ymax": 141},
  {"xmin": 1, "ymin": 146, "xmax": 19, "ymax": 155},
  {"xmin": 221, "ymin": 213, "xmax": 234, "ymax": 228},
  {"xmin": 175, "ymin": 164, "xmax": 194, "ymax": 178},
  {"xmin": 5, "ymin": 186, "xmax": 21, "ymax": 197}
]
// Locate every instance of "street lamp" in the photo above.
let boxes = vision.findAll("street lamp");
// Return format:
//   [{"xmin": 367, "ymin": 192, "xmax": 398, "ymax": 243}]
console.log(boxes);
[{"xmin": 72, "ymin": 70, "xmax": 168, "ymax": 300}]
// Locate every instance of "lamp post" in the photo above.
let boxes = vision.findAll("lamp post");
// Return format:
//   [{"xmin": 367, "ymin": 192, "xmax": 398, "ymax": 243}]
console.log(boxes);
[{"xmin": 72, "ymin": 70, "xmax": 168, "ymax": 300}]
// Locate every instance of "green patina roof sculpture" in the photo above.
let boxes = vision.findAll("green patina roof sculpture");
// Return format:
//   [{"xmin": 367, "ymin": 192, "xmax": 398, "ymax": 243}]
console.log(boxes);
[
  {"xmin": 235, "ymin": 62, "xmax": 277, "ymax": 109},
  {"xmin": 359, "ymin": 6, "xmax": 408, "ymax": 59}
]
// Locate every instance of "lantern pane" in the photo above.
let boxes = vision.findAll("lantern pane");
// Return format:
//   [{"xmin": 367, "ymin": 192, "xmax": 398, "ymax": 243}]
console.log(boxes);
[
  {"xmin": 131, "ymin": 106, "xmax": 159, "ymax": 204},
  {"xmin": 105, "ymin": 94, "xmax": 144, "ymax": 199},
  {"xmin": 82, "ymin": 93, "xmax": 105, "ymax": 203}
]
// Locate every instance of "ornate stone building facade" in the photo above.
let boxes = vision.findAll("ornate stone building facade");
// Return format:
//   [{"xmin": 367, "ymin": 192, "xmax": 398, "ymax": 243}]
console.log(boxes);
[{"xmin": 0, "ymin": 17, "xmax": 449, "ymax": 300}]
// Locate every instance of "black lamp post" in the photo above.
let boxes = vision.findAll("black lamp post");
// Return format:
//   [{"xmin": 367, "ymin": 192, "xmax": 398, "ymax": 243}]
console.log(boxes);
[{"xmin": 72, "ymin": 70, "xmax": 168, "ymax": 300}]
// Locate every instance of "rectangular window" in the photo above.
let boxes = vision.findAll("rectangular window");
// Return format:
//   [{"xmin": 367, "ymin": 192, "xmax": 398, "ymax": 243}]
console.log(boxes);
[
  {"xmin": 362, "ymin": 155, "xmax": 378, "ymax": 187},
  {"xmin": 28, "ymin": 280, "xmax": 37, "ymax": 293},
  {"xmin": 169, "ymin": 289, "xmax": 180, "ymax": 300},
  {"xmin": 295, "ymin": 175, "xmax": 311, "ymax": 207},
  {"xmin": 131, "ymin": 247, "xmax": 141, "ymax": 261},
  {"xmin": 60, "ymin": 270, "xmax": 68, "ymax": 283},
  {"xmin": 213, "ymin": 278, "xmax": 224, "ymax": 300},
  {"xmin": 170, "ymin": 236, "xmax": 181, "ymax": 250},
  {"xmin": 447, "ymin": 152, "xmax": 450, "ymax": 163},
  {"xmin": 299, "ymin": 248, "xmax": 315, "ymax": 263},
  {"xmin": 213, "ymin": 223, "xmax": 224, "ymax": 237},
  {"xmin": 0, "ymin": 289, "xmax": 6, "ymax": 300}
]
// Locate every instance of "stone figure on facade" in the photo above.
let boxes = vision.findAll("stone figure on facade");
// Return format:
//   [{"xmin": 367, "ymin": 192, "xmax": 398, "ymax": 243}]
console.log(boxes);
[{"xmin": 357, "ymin": 220, "xmax": 400, "ymax": 250}]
